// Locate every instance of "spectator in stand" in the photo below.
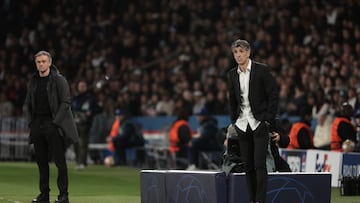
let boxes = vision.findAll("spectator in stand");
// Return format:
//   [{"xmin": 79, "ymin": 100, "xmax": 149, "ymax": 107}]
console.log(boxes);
[
  {"xmin": 313, "ymin": 88, "xmax": 333, "ymax": 150},
  {"xmin": 278, "ymin": 83, "xmax": 291, "ymax": 116},
  {"xmin": 204, "ymin": 91, "xmax": 217, "ymax": 115},
  {"xmin": 173, "ymin": 96, "xmax": 193, "ymax": 118},
  {"xmin": 141, "ymin": 92, "xmax": 159, "ymax": 116},
  {"xmin": 330, "ymin": 103, "xmax": 357, "ymax": 152},
  {"xmin": 347, "ymin": 87, "xmax": 357, "ymax": 108},
  {"xmin": 2, "ymin": 1, "xmax": 360, "ymax": 159},
  {"xmin": 306, "ymin": 92, "xmax": 318, "ymax": 114},
  {"xmin": 287, "ymin": 85, "xmax": 307, "ymax": 116},
  {"xmin": 288, "ymin": 107, "xmax": 314, "ymax": 149},
  {"xmin": 213, "ymin": 90, "xmax": 229, "ymax": 115},
  {"xmin": 168, "ymin": 109, "xmax": 192, "ymax": 169},
  {"xmin": 155, "ymin": 90, "xmax": 174, "ymax": 116},
  {"xmin": 186, "ymin": 108, "xmax": 222, "ymax": 170},
  {"xmin": 0, "ymin": 91, "xmax": 14, "ymax": 117},
  {"xmin": 353, "ymin": 109, "xmax": 360, "ymax": 152},
  {"xmin": 328, "ymin": 89, "xmax": 343, "ymax": 116},
  {"xmin": 354, "ymin": 91, "xmax": 360, "ymax": 111},
  {"xmin": 7, "ymin": 77, "xmax": 27, "ymax": 116},
  {"xmin": 182, "ymin": 89, "xmax": 194, "ymax": 115},
  {"xmin": 192, "ymin": 90, "xmax": 205, "ymax": 115}
]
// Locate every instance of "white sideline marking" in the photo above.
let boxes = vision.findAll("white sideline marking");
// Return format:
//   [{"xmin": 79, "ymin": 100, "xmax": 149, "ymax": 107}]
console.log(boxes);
[{"xmin": 0, "ymin": 197, "xmax": 22, "ymax": 203}]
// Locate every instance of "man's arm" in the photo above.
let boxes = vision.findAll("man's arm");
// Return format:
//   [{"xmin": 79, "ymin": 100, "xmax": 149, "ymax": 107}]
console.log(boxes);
[
  {"xmin": 178, "ymin": 125, "xmax": 191, "ymax": 144},
  {"xmin": 53, "ymin": 75, "xmax": 72, "ymax": 125},
  {"xmin": 263, "ymin": 66, "xmax": 279, "ymax": 128},
  {"xmin": 297, "ymin": 128, "xmax": 313, "ymax": 149},
  {"xmin": 338, "ymin": 122, "xmax": 357, "ymax": 142},
  {"xmin": 227, "ymin": 69, "xmax": 238, "ymax": 123}
]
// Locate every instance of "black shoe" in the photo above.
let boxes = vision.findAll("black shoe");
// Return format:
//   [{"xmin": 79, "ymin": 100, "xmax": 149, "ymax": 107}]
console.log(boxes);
[
  {"xmin": 54, "ymin": 194, "xmax": 69, "ymax": 203},
  {"xmin": 31, "ymin": 193, "xmax": 49, "ymax": 203}
]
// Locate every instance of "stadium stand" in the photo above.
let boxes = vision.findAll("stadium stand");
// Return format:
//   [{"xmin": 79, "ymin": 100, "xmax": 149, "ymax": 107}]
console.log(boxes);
[{"xmin": 1, "ymin": 0, "xmax": 360, "ymax": 167}]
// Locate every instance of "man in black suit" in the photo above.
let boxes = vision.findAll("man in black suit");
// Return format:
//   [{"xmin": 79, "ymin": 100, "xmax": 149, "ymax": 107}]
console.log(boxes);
[{"xmin": 227, "ymin": 39, "xmax": 279, "ymax": 203}]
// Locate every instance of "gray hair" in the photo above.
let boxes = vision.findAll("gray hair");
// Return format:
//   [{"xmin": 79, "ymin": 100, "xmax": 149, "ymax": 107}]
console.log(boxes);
[
  {"xmin": 34, "ymin": 51, "xmax": 52, "ymax": 63},
  {"xmin": 231, "ymin": 39, "xmax": 250, "ymax": 50}
]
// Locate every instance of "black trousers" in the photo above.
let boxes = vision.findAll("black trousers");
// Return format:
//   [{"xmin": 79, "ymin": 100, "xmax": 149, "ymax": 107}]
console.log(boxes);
[
  {"xmin": 74, "ymin": 123, "xmax": 90, "ymax": 165},
  {"xmin": 236, "ymin": 122, "xmax": 269, "ymax": 203},
  {"xmin": 31, "ymin": 117, "xmax": 68, "ymax": 196}
]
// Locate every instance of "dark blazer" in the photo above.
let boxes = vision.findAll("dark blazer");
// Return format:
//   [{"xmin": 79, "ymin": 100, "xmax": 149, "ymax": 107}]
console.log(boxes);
[{"xmin": 227, "ymin": 61, "xmax": 279, "ymax": 130}]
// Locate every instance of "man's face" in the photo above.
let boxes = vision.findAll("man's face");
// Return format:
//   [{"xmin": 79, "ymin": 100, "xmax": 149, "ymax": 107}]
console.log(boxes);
[
  {"xmin": 232, "ymin": 47, "xmax": 250, "ymax": 66},
  {"xmin": 77, "ymin": 81, "xmax": 88, "ymax": 93},
  {"xmin": 35, "ymin": 55, "xmax": 51, "ymax": 75}
]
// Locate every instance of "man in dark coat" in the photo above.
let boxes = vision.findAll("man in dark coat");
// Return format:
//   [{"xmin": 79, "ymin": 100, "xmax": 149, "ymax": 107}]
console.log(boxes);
[{"xmin": 24, "ymin": 51, "xmax": 79, "ymax": 203}]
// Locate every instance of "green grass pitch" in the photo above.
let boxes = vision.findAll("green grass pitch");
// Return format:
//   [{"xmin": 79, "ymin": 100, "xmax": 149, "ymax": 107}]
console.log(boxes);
[
  {"xmin": 0, "ymin": 162, "xmax": 141, "ymax": 203},
  {"xmin": 0, "ymin": 162, "xmax": 360, "ymax": 203}
]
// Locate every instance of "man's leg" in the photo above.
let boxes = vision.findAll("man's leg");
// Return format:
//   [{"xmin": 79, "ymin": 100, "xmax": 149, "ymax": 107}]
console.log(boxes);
[
  {"xmin": 32, "ymin": 119, "xmax": 51, "ymax": 197},
  {"xmin": 113, "ymin": 137, "xmax": 127, "ymax": 165},
  {"xmin": 253, "ymin": 122, "xmax": 269, "ymax": 203},
  {"xmin": 237, "ymin": 126, "xmax": 256, "ymax": 202},
  {"xmin": 80, "ymin": 125, "xmax": 90, "ymax": 166},
  {"xmin": 47, "ymin": 123, "xmax": 68, "ymax": 197},
  {"xmin": 76, "ymin": 124, "xmax": 90, "ymax": 166},
  {"xmin": 33, "ymin": 133, "xmax": 51, "ymax": 196},
  {"xmin": 190, "ymin": 139, "xmax": 201, "ymax": 167}
]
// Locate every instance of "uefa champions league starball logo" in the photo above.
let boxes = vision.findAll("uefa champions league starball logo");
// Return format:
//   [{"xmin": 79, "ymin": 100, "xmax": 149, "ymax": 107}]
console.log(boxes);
[
  {"xmin": 267, "ymin": 177, "xmax": 315, "ymax": 203},
  {"xmin": 174, "ymin": 175, "xmax": 208, "ymax": 203},
  {"xmin": 144, "ymin": 175, "xmax": 162, "ymax": 203}
]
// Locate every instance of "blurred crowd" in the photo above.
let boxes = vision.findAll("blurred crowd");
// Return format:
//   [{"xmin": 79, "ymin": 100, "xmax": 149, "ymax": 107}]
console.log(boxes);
[{"xmin": 0, "ymin": 0, "xmax": 360, "ymax": 123}]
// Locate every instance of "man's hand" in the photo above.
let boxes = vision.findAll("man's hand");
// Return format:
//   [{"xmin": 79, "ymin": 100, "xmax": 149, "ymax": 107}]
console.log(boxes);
[{"xmin": 271, "ymin": 131, "xmax": 280, "ymax": 142}]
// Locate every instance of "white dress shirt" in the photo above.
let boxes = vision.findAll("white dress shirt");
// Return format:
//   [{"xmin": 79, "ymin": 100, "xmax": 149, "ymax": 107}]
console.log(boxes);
[{"xmin": 235, "ymin": 60, "xmax": 261, "ymax": 132}]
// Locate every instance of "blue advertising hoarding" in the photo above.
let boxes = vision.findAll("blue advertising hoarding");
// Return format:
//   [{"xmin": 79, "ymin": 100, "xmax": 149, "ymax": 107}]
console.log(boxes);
[
  {"xmin": 342, "ymin": 153, "xmax": 360, "ymax": 177},
  {"xmin": 280, "ymin": 149, "xmax": 307, "ymax": 172}
]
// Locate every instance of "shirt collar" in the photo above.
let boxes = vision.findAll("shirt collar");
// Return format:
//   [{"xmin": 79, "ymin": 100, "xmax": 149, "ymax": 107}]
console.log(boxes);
[{"xmin": 237, "ymin": 60, "xmax": 252, "ymax": 74}]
